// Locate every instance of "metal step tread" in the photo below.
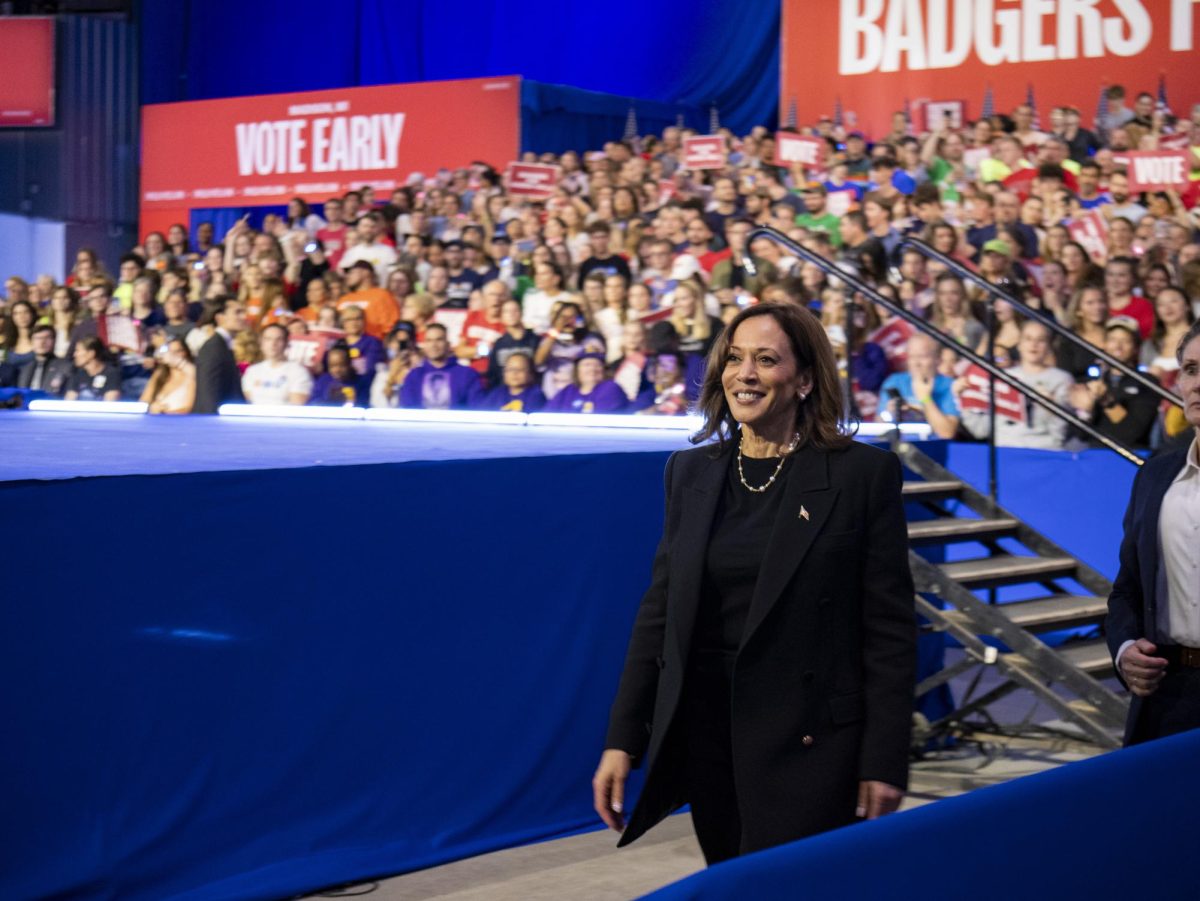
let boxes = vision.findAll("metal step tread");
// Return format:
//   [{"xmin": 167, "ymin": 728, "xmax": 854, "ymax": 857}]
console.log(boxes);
[
  {"xmin": 999, "ymin": 595, "xmax": 1109, "ymax": 630},
  {"xmin": 1056, "ymin": 638, "xmax": 1115, "ymax": 675},
  {"xmin": 908, "ymin": 516, "xmax": 1020, "ymax": 543},
  {"xmin": 940, "ymin": 554, "xmax": 1078, "ymax": 587},
  {"xmin": 902, "ymin": 479, "xmax": 963, "ymax": 500}
]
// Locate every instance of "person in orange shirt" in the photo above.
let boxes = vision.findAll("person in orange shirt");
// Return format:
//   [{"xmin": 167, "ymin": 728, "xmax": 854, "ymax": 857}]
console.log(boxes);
[
  {"xmin": 298, "ymin": 278, "xmax": 338, "ymax": 326},
  {"xmin": 337, "ymin": 261, "xmax": 400, "ymax": 340}
]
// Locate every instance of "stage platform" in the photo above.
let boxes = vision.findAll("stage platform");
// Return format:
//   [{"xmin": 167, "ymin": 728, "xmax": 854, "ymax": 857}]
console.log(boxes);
[
  {"xmin": 0, "ymin": 410, "xmax": 1139, "ymax": 901},
  {"xmin": 0, "ymin": 410, "xmax": 696, "ymax": 482}
]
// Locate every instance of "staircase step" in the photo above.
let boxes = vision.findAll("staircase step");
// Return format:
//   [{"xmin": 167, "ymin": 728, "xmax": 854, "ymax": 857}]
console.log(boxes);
[
  {"xmin": 998, "ymin": 595, "xmax": 1109, "ymax": 631},
  {"xmin": 940, "ymin": 554, "xmax": 1077, "ymax": 589},
  {"xmin": 908, "ymin": 517, "xmax": 1020, "ymax": 545},
  {"xmin": 902, "ymin": 479, "xmax": 963, "ymax": 502},
  {"xmin": 1057, "ymin": 638, "xmax": 1115, "ymax": 676}
]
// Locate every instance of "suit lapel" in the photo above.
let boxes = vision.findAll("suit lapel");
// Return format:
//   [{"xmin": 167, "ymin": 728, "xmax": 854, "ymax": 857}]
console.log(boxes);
[
  {"xmin": 739, "ymin": 445, "xmax": 838, "ymax": 654},
  {"xmin": 667, "ymin": 445, "xmax": 729, "ymax": 665}
]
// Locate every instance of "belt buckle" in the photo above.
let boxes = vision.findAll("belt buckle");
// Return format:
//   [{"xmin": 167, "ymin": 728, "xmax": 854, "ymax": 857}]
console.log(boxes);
[{"xmin": 1181, "ymin": 646, "xmax": 1200, "ymax": 668}]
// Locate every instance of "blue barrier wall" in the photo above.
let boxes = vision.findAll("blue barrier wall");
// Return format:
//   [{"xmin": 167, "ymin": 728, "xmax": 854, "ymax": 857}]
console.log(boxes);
[
  {"xmin": 0, "ymin": 454, "xmax": 664, "ymax": 901},
  {"xmin": 648, "ymin": 728, "xmax": 1200, "ymax": 900}
]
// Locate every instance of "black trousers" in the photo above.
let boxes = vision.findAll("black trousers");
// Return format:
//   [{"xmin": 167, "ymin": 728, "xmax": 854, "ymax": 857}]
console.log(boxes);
[
  {"xmin": 681, "ymin": 649, "xmax": 743, "ymax": 865},
  {"xmin": 1129, "ymin": 667, "xmax": 1200, "ymax": 745}
]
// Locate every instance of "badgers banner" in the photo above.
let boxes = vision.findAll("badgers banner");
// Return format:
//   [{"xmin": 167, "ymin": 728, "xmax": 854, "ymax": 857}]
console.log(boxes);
[
  {"xmin": 140, "ymin": 76, "xmax": 520, "ymax": 237},
  {"xmin": 782, "ymin": 1, "xmax": 1200, "ymax": 137}
]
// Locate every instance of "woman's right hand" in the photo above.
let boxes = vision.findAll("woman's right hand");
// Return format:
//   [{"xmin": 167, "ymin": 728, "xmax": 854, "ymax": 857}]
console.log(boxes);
[{"xmin": 592, "ymin": 749, "xmax": 632, "ymax": 832}]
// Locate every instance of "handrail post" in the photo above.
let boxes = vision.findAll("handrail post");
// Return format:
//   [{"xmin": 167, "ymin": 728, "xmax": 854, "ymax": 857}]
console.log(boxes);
[{"xmin": 986, "ymin": 293, "xmax": 998, "ymax": 502}]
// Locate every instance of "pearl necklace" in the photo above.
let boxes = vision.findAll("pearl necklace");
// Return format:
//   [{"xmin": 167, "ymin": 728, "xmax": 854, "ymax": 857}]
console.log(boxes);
[{"xmin": 737, "ymin": 432, "xmax": 800, "ymax": 494}]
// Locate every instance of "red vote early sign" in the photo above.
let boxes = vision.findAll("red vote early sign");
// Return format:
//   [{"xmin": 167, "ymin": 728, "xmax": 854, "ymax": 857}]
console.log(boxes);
[
  {"xmin": 775, "ymin": 132, "xmax": 825, "ymax": 167},
  {"xmin": 140, "ymin": 76, "xmax": 520, "ymax": 240},
  {"xmin": 1124, "ymin": 151, "xmax": 1191, "ymax": 193},
  {"xmin": 505, "ymin": 162, "xmax": 560, "ymax": 198},
  {"xmin": 683, "ymin": 136, "xmax": 727, "ymax": 171}
]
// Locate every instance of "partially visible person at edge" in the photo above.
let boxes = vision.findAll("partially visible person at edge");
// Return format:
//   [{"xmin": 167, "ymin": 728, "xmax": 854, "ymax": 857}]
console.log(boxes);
[{"xmin": 1107, "ymin": 319, "xmax": 1200, "ymax": 745}]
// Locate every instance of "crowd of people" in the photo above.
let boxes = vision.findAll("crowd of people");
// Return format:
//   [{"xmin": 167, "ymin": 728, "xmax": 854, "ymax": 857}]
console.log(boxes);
[{"xmin": 2, "ymin": 83, "xmax": 1198, "ymax": 451}]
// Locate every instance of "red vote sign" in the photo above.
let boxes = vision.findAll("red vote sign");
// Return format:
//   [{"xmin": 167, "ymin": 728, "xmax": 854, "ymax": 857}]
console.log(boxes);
[
  {"xmin": 288, "ymin": 329, "xmax": 345, "ymax": 374},
  {"xmin": 1068, "ymin": 209, "xmax": 1109, "ymax": 265},
  {"xmin": 683, "ymin": 136, "xmax": 727, "ymax": 171},
  {"xmin": 868, "ymin": 317, "xmax": 915, "ymax": 369},
  {"xmin": 506, "ymin": 162, "xmax": 560, "ymax": 198},
  {"xmin": 775, "ymin": 132, "xmax": 825, "ymax": 167},
  {"xmin": 957, "ymin": 364, "xmax": 1027, "ymax": 423},
  {"xmin": 1124, "ymin": 151, "xmax": 1191, "ymax": 193}
]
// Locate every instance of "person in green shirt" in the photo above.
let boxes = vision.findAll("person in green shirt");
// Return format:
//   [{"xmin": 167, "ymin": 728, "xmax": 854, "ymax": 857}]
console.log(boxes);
[{"xmin": 794, "ymin": 183, "xmax": 843, "ymax": 248}]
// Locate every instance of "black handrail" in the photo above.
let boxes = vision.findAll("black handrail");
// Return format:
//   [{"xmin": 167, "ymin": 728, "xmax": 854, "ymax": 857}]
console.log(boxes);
[
  {"xmin": 897, "ymin": 236, "xmax": 1181, "ymax": 409},
  {"xmin": 743, "ymin": 226, "xmax": 1145, "ymax": 467}
]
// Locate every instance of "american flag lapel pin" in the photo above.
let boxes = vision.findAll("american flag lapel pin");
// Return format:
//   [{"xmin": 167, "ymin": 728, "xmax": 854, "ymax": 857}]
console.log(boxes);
[{"xmin": 799, "ymin": 505, "xmax": 810, "ymax": 521}]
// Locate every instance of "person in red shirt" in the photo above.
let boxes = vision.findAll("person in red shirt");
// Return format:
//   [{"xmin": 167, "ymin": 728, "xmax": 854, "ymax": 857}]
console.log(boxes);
[
  {"xmin": 316, "ymin": 198, "xmax": 349, "ymax": 270},
  {"xmin": 336, "ymin": 261, "xmax": 401, "ymax": 340},
  {"xmin": 1104, "ymin": 256, "xmax": 1154, "ymax": 340},
  {"xmin": 456, "ymin": 279, "xmax": 509, "ymax": 381}
]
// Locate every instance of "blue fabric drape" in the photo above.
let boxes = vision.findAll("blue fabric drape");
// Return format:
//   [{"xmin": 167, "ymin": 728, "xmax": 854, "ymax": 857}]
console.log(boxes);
[
  {"xmin": 649, "ymin": 728, "xmax": 1200, "ymax": 900},
  {"xmin": 139, "ymin": 0, "xmax": 780, "ymax": 144}
]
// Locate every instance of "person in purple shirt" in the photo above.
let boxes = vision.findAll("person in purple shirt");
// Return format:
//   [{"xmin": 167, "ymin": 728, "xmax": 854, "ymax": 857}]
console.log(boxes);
[
  {"xmin": 479, "ymin": 351, "xmax": 546, "ymax": 412},
  {"xmin": 309, "ymin": 344, "xmax": 371, "ymax": 406},
  {"xmin": 545, "ymin": 353, "xmax": 627, "ymax": 413},
  {"xmin": 337, "ymin": 305, "xmax": 386, "ymax": 379},
  {"xmin": 399, "ymin": 322, "xmax": 484, "ymax": 410}
]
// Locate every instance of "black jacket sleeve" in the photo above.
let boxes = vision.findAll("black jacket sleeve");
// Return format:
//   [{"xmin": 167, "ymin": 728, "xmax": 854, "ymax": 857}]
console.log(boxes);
[{"xmin": 857, "ymin": 451, "xmax": 918, "ymax": 790}]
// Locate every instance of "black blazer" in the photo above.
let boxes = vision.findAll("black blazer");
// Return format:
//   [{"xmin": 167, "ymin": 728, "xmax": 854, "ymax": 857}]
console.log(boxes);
[
  {"xmin": 606, "ymin": 439, "xmax": 916, "ymax": 849},
  {"xmin": 1106, "ymin": 445, "xmax": 1191, "ymax": 744},
  {"xmin": 17, "ymin": 356, "xmax": 73, "ymax": 394},
  {"xmin": 193, "ymin": 333, "xmax": 243, "ymax": 414}
]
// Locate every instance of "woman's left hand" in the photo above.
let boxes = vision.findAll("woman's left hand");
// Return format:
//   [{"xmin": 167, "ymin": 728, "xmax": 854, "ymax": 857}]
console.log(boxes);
[{"xmin": 856, "ymin": 780, "xmax": 904, "ymax": 819}]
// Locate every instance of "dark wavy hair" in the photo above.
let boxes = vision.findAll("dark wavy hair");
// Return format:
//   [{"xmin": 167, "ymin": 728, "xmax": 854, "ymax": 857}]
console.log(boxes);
[{"xmin": 691, "ymin": 302, "xmax": 855, "ymax": 452}]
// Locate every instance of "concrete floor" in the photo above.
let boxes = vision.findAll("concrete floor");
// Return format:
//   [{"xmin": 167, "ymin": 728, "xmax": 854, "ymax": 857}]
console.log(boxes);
[{"xmin": 301, "ymin": 741, "xmax": 1098, "ymax": 901}]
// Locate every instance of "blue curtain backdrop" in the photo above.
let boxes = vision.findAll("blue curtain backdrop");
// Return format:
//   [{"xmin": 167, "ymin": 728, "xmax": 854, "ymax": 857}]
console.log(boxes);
[{"xmin": 138, "ymin": 0, "xmax": 780, "ymax": 147}]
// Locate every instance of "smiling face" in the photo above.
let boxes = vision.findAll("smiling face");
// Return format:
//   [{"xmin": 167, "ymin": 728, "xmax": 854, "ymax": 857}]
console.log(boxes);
[
  {"xmin": 721, "ymin": 314, "xmax": 811, "ymax": 438},
  {"xmin": 576, "ymin": 356, "xmax": 604, "ymax": 391}
]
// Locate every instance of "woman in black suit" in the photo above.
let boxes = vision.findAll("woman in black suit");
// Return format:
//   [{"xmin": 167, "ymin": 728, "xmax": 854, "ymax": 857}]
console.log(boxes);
[{"xmin": 593, "ymin": 302, "xmax": 916, "ymax": 864}]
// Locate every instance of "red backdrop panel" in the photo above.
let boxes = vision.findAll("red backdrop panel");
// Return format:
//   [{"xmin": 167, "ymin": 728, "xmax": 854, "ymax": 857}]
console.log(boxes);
[
  {"xmin": 140, "ymin": 76, "xmax": 521, "ymax": 239},
  {"xmin": 0, "ymin": 18, "xmax": 55, "ymax": 127},
  {"xmin": 782, "ymin": 1, "xmax": 1200, "ymax": 138}
]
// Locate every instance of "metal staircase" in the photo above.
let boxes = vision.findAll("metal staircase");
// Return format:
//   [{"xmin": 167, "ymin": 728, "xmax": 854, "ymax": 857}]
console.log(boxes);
[{"xmin": 897, "ymin": 440, "xmax": 1128, "ymax": 749}]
